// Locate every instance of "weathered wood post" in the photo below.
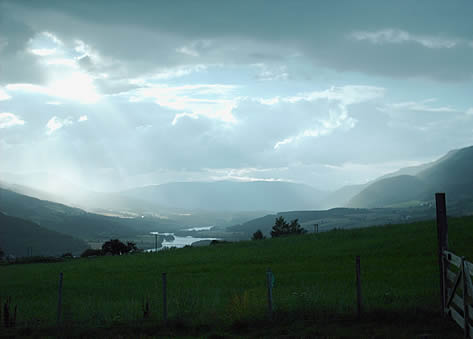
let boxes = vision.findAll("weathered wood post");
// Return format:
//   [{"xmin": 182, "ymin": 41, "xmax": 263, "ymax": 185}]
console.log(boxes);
[
  {"xmin": 57, "ymin": 272, "xmax": 63, "ymax": 326},
  {"xmin": 162, "ymin": 272, "xmax": 167, "ymax": 322},
  {"xmin": 266, "ymin": 268, "xmax": 274, "ymax": 319},
  {"xmin": 356, "ymin": 256, "xmax": 362, "ymax": 317},
  {"xmin": 435, "ymin": 193, "xmax": 448, "ymax": 315},
  {"xmin": 461, "ymin": 257, "xmax": 469, "ymax": 338}
]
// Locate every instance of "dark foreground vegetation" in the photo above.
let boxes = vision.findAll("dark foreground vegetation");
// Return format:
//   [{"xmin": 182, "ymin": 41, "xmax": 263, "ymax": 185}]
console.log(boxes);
[{"xmin": 1, "ymin": 216, "xmax": 472, "ymax": 338}]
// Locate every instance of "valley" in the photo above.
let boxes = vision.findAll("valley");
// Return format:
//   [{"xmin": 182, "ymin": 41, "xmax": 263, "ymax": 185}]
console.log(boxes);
[{"xmin": 2, "ymin": 145, "xmax": 473, "ymax": 258}]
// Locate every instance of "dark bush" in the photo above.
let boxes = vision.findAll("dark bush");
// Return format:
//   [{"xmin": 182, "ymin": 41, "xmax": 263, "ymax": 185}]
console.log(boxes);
[
  {"xmin": 101, "ymin": 239, "xmax": 138, "ymax": 255},
  {"xmin": 210, "ymin": 240, "xmax": 231, "ymax": 245},
  {"xmin": 251, "ymin": 229, "xmax": 265, "ymax": 240}
]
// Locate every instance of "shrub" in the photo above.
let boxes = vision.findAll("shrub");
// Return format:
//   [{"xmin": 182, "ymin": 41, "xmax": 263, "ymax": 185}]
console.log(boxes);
[{"xmin": 251, "ymin": 230, "xmax": 265, "ymax": 240}]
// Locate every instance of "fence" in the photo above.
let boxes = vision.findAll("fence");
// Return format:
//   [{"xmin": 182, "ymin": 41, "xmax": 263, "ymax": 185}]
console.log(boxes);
[{"xmin": 436, "ymin": 192, "xmax": 473, "ymax": 338}]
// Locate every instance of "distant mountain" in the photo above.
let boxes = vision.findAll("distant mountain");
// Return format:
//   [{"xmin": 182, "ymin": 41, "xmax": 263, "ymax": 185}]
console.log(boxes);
[
  {"xmin": 122, "ymin": 181, "xmax": 327, "ymax": 212},
  {"xmin": 321, "ymin": 152, "xmax": 450, "ymax": 209},
  {"xmin": 0, "ymin": 212, "xmax": 88, "ymax": 257},
  {"xmin": 0, "ymin": 188, "xmax": 179, "ymax": 241},
  {"xmin": 416, "ymin": 146, "xmax": 473, "ymax": 200},
  {"xmin": 348, "ymin": 145, "xmax": 473, "ymax": 208}
]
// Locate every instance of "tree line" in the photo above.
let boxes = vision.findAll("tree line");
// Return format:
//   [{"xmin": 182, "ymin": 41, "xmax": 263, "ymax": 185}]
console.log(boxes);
[{"xmin": 252, "ymin": 216, "xmax": 307, "ymax": 240}]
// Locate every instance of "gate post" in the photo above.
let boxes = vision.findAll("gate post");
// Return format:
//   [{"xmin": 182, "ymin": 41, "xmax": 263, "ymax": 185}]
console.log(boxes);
[
  {"xmin": 435, "ymin": 193, "xmax": 448, "ymax": 315},
  {"xmin": 462, "ymin": 257, "xmax": 469, "ymax": 338}
]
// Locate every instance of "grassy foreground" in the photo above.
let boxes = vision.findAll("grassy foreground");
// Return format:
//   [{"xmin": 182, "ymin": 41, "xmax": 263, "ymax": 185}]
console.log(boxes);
[{"xmin": 1, "ymin": 216, "xmax": 472, "ymax": 338}]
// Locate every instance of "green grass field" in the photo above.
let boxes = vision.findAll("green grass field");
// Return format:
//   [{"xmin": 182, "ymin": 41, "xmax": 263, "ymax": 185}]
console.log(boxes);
[{"xmin": 1, "ymin": 216, "xmax": 472, "ymax": 338}]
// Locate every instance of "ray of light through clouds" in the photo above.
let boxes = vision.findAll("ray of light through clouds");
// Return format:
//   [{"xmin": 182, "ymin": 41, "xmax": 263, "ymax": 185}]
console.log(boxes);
[{"xmin": 0, "ymin": 0, "xmax": 472, "ymax": 193}]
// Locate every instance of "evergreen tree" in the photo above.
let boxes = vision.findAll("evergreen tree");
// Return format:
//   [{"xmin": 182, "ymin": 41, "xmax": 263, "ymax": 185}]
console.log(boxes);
[{"xmin": 271, "ymin": 216, "xmax": 307, "ymax": 237}]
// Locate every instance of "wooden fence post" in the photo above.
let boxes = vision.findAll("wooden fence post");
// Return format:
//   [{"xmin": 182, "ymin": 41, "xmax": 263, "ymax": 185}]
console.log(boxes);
[
  {"xmin": 436, "ymin": 193, "xmax": 448, "ymax": 315},
  {"xmin": 266, "ymin": 268, "xmax": 273, "ymax": 319},
  {"xmin": 162, "ymin": 272, "xmax": 167, "ymax": 322},
  {"xmin": 461, "ymin": 257, "xmax": 469, "ymax": 338},
  {"xmin": 356, "ymin": 256, "xmax": 362, "ymax": 317},
  {"xmin": 57, "ymin": 272, "xmax": 63, "ymax": 326}
]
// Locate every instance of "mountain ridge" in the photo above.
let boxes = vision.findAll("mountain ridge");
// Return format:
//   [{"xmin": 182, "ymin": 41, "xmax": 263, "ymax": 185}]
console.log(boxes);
[{"xmin": 348, "ymin": 145, "xmax": 473, "ymax": 208}]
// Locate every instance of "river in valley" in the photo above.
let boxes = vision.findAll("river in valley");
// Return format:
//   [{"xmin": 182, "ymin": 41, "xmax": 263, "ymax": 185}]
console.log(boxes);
[{"xmin": 146, "ymin": 231, "xmax": 219, "ymax": 251}]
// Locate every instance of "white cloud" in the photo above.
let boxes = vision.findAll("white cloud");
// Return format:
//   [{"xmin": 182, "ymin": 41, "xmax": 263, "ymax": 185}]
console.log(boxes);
[
  {"xmin": 129, "ymin": 83, "xmax": 239, "ymax": 123},
  {"xmin": 6, "ymin": 70, "xmax": 101, "ymax": 104},
  {"xmin": 274, "ymin": 105, "xmax": 357, "ymax": 149},
  {"xmin": 46, "ymin": 116, "xmax": 73, "ymax": 135},
  {"xmin": 260, "ymin": 86, "xmax": 385, "ymax": 106},
  {"xmin": 172, "ymin": 112, "xmax": 198, "ymax": 125},
  {"xmin": 350, "ymin": 29, "xmax": 458, "ymax": 49},
  {"xmin": 78, "ymin": 115, "xmax": 88, "ymax": 122},
  {"xmin": 42, "ymin": 32, "xmax": 64, "ymax": 46},
  {"xmin": 466, "ymin": 108, "xmax": 473, "ymax": 115},
  {"xmin": 0, "ymin": 113, "xmax": 25, "ymax": 128},
  {"xmin": 0, "ymin": 89, "xmax": 11, "ymax": 101},
  {"xmin": 29, "ymin": 48, "xmax": 57, "ymax": 56},
  {"xmin": 251, "ymin": 86, "xmax": 384, "ymax": 150},
  {"xmin": 150, "ymin": 65, "xmax": 207, "ymax": 80},
  {"xmin": 384, "ymin": 99, "xmax": 458, "ymax": 113},
  {"xmin": 206, "ymin": 167, "xmax": 287, "ymax": 182},
  {"xmin": 274, "ymin": 137, "xmax": 294, "ymax": 150}
]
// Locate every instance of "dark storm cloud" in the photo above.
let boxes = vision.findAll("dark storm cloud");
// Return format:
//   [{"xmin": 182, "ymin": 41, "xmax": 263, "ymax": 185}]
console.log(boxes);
[
  {"xmin": 2, "ymin": 0, "xmax": 473, "ymax": 82},
  {"xmin": 0, "ymin": 9, "xmax": 45, "ymax": 84}
]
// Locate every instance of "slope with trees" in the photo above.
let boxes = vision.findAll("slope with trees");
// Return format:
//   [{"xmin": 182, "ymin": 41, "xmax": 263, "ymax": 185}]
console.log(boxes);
[{"xmin": 0, "ymin": 212, "xmax": 88, "ymax": 257}]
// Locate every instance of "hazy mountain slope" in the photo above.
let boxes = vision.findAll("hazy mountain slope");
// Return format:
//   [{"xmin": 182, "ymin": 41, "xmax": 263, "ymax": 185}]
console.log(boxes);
[
  {"xmin": 0, "ymin": 180, "xmax": 66, "ymax": 205},
  {"xmin": 347, "ymin": 145, "xmax": 473, "ymax": 208},
  {"xmin": 322, "ymin": 149, "xmax": 458, "ymax": 208},
  {"xmin": 0, "ymin": 212, "xmax": 88, "ymax": 257},
  {"xmin": 0, "ymin": 188, "xmax": 178, "ymax": 240},
  {"xmin": 376, "ymin": 149, "xmax": 457, "ymax": 181},
  {"xmin": 123, "ymin": 181, "xmax": 327, "ymax": 212},
  {"xmin": 417, "ymin": 145, "xmax": 473, "ymax": 200},
  {"xmin": 347, "ymin": 175, "xmax": 429, "ymax": 208}
]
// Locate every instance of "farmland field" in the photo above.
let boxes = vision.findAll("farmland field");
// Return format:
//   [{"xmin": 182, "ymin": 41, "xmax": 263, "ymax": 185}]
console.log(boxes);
[{"xmin": 1, "ymin": 216, "xmax": 472, "ymax": 337}]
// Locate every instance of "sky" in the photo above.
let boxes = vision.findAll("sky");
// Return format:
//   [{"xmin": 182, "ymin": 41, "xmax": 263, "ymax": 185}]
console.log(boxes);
[{"xmin": 1, "ymin": 0, "xmax": 473, "ymax": 193}]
